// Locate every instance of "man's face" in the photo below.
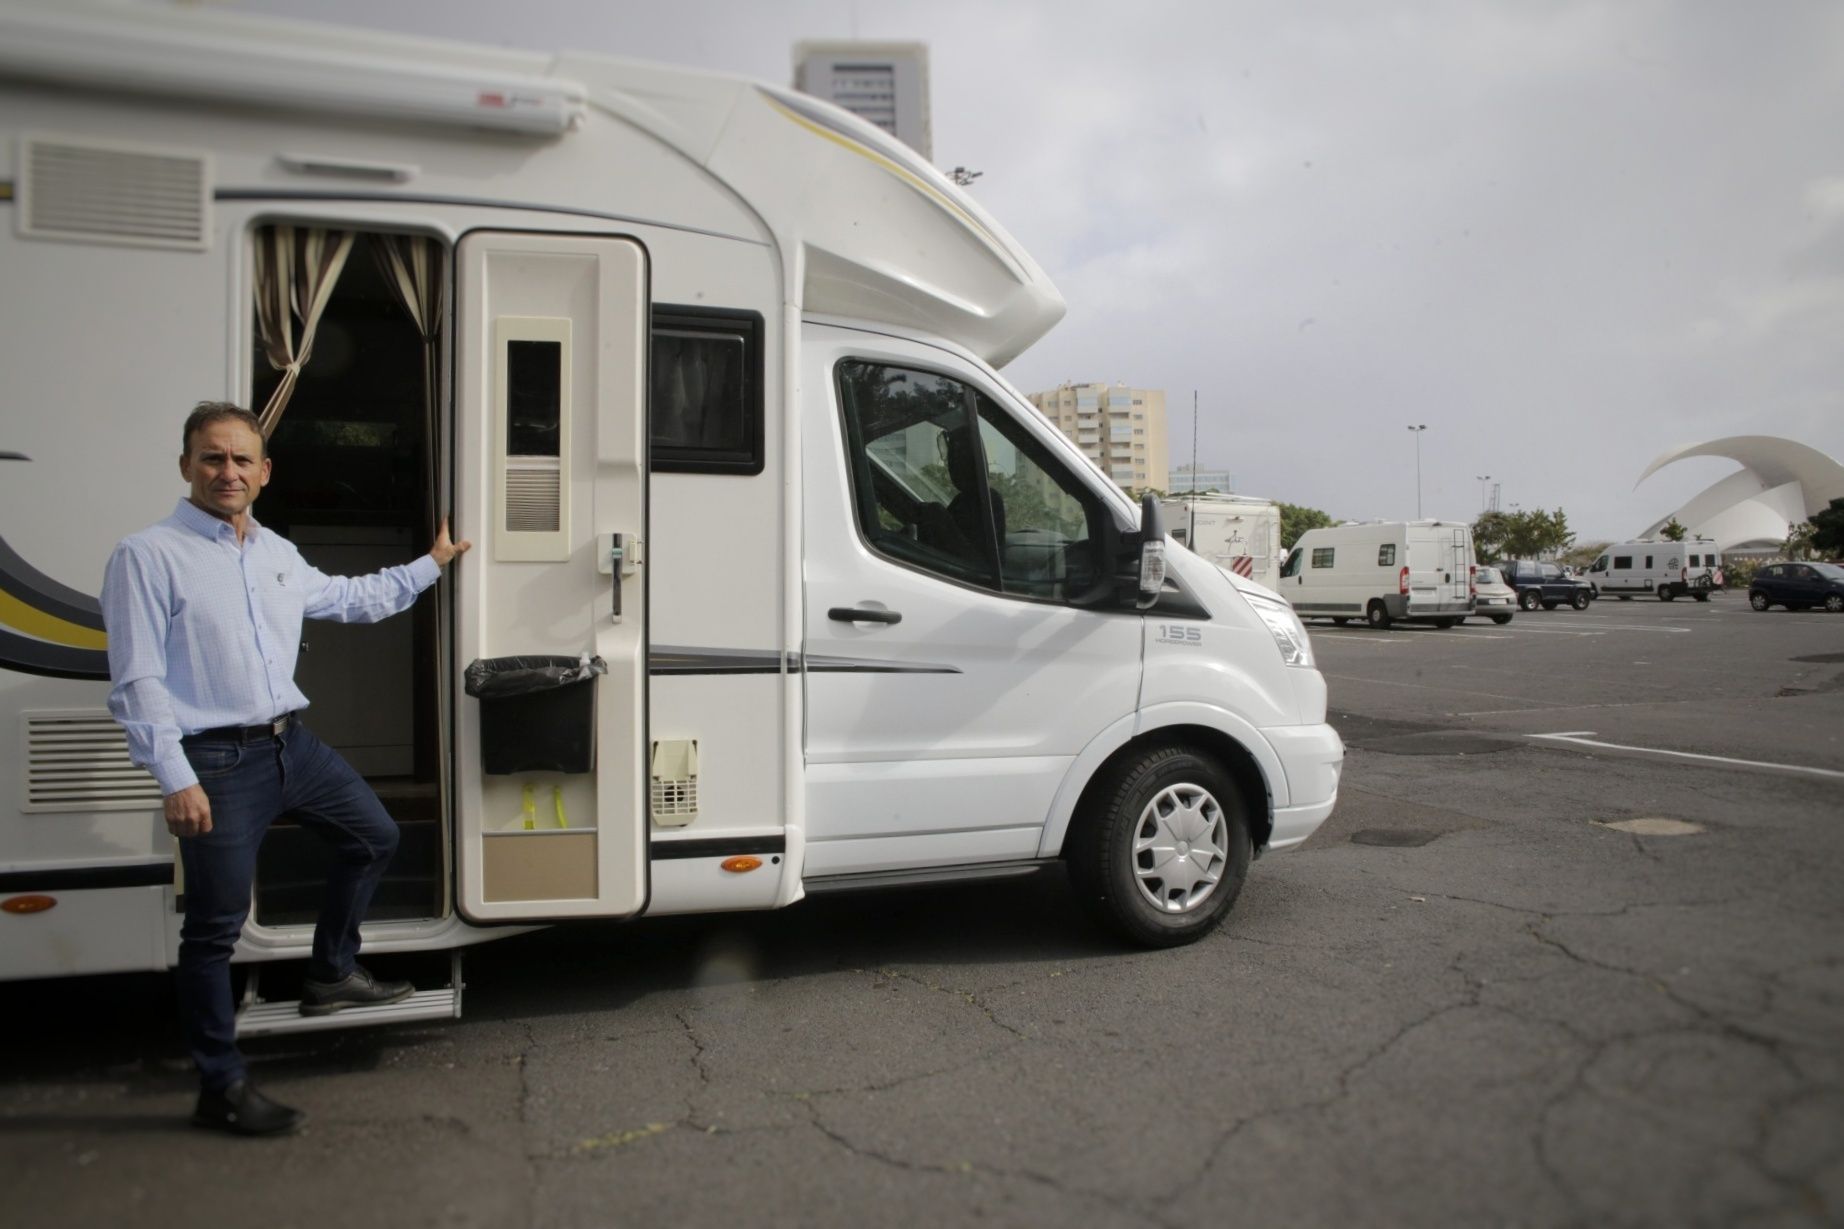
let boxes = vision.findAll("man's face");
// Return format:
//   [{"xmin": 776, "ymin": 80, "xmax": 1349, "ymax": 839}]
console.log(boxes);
[{"xmin": 179, "ymin": 419, "xmax": 270, "ymax": 520}]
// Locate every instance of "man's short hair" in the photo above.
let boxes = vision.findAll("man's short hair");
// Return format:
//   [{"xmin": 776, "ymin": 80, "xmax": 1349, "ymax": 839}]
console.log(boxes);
[{"xmin": 182, "ymin": 401, "xmax": 265, "ymax": 457}]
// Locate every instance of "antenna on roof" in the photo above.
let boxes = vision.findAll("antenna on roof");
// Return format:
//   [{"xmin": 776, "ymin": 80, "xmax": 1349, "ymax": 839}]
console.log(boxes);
[{"xmin": 1189, "ymin": 390, "xmax": 1199, "ymax": 546}]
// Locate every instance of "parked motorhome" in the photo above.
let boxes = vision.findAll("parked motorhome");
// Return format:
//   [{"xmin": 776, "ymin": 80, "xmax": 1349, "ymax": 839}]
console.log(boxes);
[
  {"xmin": 1278, "ymin": 521, "xmax": 1475, "ymax": 628},
  {"xmin": 1160, "ymin": 494, "xmax": 1284, "ymax": 589},
  {"xmin": 0, "ymin": 3, "xmax": 1341, "ymax": 1031},
  {"xmin": 1585, "ymin": 540, "xmax": 1724, "ymax": 601}
]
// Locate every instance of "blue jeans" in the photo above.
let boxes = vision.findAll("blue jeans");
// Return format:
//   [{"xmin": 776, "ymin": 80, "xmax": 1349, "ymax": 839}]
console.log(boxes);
[{"xmin": 176, "ymin": 720, "xmax": 399, "ymax": 1091}]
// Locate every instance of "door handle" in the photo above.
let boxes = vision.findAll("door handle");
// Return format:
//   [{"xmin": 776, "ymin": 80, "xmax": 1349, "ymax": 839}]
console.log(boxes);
[{"xmin": 829, "ymin": 606, "xmax": 902, "ymax": 625}]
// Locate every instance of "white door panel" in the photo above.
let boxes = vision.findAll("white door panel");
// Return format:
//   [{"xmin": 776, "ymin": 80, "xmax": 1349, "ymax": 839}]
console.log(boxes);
[
  {"xmin": 454, "ymin": 232, "xmax": 649, "ymax": 922},
  {"xmin": 801, "ymin": 328, "xmax": 1141, "ymax": 863}
]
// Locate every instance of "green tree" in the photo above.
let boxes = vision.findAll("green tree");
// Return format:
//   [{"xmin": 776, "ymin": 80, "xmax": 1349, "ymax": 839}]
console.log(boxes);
[
  {"xmin": 1472, "ymin": 510, "xmax": 1514, "ymax": 561},
  {"xmin": 1809, "ymin": 497, "xmax": 1844, "ymax": 558},
  {"xmin": 1660, "ymin": 518, "xmax": 1688, "ymax": 542},
  {"xmin": 1280, "ymin": 503, "xmax": 1337, "ymax": 550},
  {"xmin": 1785, "ymin": 521, "xmax": 1818, "ymax": 561},
  {"xmin": 1476, "ymin": 507, "xmax": 1574, "ymax": 560}
]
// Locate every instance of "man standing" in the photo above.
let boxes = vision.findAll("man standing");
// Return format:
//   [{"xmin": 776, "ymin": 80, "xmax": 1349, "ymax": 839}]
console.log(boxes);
[{"xmin": 102, "ymin": 401, "xmax": 469, "ymax": 1136}]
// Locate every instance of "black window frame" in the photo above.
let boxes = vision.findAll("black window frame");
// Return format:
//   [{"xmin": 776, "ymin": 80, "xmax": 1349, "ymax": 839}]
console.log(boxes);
[
  {"xmin": 1377, "ymin": 543, "xmax": 1396, "ymax": 567},
  {"xmin": 1311, "ymin": 546, "xmax": 1335, "ymax": 569},
  {"xmin": 649, "ymin": 304, "xmax": 766, "ymax": 476}
]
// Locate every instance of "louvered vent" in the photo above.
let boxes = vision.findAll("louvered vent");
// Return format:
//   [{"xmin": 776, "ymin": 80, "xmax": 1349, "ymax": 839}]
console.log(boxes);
[
  {"xmin": 19, "ymin": 134, "xmax": 210, "ymax": 250},
  {"xmin": 505, "ymin": 460, "xmax": 562, "ymax": 533},
  {"xmin": 650, "ymin": 739, "xmax": 698, "ymax": 828},
  {"xmin": 23, "ymin": 711, "xmax": 161, "ymax": 813}
]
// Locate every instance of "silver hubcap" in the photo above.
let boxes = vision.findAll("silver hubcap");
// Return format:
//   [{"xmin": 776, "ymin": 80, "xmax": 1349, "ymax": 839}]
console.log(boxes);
[{"xmin": 1132, "ymin": 784, "xmax": 1228, "ymax": 914}]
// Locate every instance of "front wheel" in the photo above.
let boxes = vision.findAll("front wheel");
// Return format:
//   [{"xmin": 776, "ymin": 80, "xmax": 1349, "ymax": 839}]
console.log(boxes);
[
  {"xmin": 1571, "ymin": 591, "xmax": 1590, "ymax": 610},
  {"xmin": 1491, "ymin": 614, "xmax": 1513, "ymax": 625},
  {"xmin": 1067, "ymin": 746, "xmax": 1253, "ymax": 948},
  {"xmin": 1749, "ymin": 592, "xmax": 1770, "ymax": 611},
  {"xmin": 1366, "ymin": 601, "xmax": 1392, "ymax": 629}
]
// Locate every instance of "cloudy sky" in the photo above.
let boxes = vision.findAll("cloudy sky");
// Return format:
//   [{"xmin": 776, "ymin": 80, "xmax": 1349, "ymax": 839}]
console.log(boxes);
[{"xmin": 218, "ymin": 0, "xmax": 1843, "ymax": 541}]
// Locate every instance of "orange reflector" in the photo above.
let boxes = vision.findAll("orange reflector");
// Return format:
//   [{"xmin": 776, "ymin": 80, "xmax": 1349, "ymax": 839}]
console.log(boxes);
[
  {"xmin": 2, "ymin": 895, "xmax": 56, "ymax": 914},
  {"xmin": 720, "ymin": 856, "xmax": 762, "ymax": 874}
]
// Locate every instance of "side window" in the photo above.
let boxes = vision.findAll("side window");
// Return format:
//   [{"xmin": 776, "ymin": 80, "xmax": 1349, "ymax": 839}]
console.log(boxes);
[
  {"xmin": 836, "ymin": 360, "xmax": 1104, "ymax": 601},
  {"xmin": 1311, "ymin": 547, "xmax": 1335, "ymax": 569},
  {"xmin": 1590, "ymin": 556, "xmax": 1607, "ymax": 572},
  {"xmin": 1613, "ymin": 555, "xmax": 1632, "ymax": 569},
  {"xmin": 650, "ymin": 306, "xmax": 764, "ymax": 474},
  {"xmin": 1540, "ymin": 564, "xmax": 1561, "ymax": 581},
  {"xmin": 1645, "ymin": 555, "xmax": 1654, "ymax": 569},
  {"xmin": 1377, "ymin": 543, "xmax": 1396, "ymax": 567}
]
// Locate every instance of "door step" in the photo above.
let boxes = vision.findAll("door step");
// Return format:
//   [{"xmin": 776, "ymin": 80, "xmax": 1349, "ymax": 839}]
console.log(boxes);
[{"xmin": 234, "ymin": 953, "xmax": 464, "ymax": 1039}]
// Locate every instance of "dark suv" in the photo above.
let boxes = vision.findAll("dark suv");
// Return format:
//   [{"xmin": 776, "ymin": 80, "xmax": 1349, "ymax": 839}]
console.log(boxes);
[{"xmin": 1500, "ymin": 560, "xmax": 1594, "ymax": 611}]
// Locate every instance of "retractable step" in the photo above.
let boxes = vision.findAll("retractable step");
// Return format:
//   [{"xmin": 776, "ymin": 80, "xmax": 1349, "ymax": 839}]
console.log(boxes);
[{"xmin": 234, "ymin": 953, "xmax": 464, "ymax": 1039}]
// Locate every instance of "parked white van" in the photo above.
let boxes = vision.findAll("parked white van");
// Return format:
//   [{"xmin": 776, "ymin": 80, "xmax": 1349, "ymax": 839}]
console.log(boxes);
[
  {"xmin": 1160, "ymin": 494, "xmax": 1284, "ymax": 589},
  {"xmin": 0, "ymin": 3, "xmax": 1342, "ymax": 1030},
  {"xmin": 1585, "ymin": 540, "xmax": 1724, "ymax": 601},
  {"xmin": 1278, "ymin": 521, "xmax": 1475, "ymax": 629}
]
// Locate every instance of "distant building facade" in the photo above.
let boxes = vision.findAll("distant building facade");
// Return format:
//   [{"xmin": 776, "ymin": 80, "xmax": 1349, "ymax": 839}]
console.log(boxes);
[
  {"xmin": 1025, "ymin": 382, "xmax": 1168, "ymax": 492},
  {"xmin": 793, "ymin": 42, "xmax": 932, "ymax": 159},
  {"xmin": 1169, "ymin": 465, "xmax": 1236, "ymax": 495},
  {"xmin": 1636, "ymin": 435, "xmax": 1844, "ymax": 554}
]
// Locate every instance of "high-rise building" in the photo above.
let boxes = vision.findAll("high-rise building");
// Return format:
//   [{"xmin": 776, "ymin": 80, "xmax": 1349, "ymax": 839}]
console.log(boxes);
[
  {"xmin": 1025, "ymin": 382, "xmax": 1169, "ymax": 493},
  {"xmin": 793, "ymin": 42, "xmax": 931, "ymax": 159},
  {"xmin": 1169, "ymin": 465, "xmax": 1237, "ymax": 495}
]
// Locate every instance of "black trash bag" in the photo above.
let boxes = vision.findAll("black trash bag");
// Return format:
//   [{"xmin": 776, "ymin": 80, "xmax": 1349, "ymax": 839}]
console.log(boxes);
[
  {"xmin": 464, "ymin": 655, "xmax": 607, "ymax": 775},
  {"xmin": 464, "ymin": 654, "xmax": 606, "ymax": 700}
]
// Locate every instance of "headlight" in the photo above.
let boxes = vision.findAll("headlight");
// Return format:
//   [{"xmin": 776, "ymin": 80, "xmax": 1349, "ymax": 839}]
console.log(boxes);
[{"xmin": 1243, "ymin": 589, "xmax": 1314, "ymax": 669}]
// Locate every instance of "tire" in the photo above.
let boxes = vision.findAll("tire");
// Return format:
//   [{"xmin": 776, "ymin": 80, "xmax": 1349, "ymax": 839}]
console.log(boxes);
[
  {"xmin": 1570, "ymin": 591, "xmax": 1590, "ymax": 610},
  {"xmin": 1749, "ymin": 592, "xmax": 1769, "ymax": 611},
  {"xmin": 1518, "ymin": 590, "xmax": 1540, "ymax": 611},
  {"xmin": 1828, "ymin": 595, "xmax": 1844, "ymax": 613},
  {"xmin": 1433, "ymin": 617, "xmax": 1459, "ymax": 628},
  {"xmin": 1366, "ymin": 601, "xmax": 1392, "ymax": 629},
  {"xmin": 1618, "ymin": 595, "xmax": 1632, "ymax": 602},
  {"xmin": 1067, "ymin": 745, "xmax": 1253, "ymax": 948},
  {"xmin": 1659, "ymin": 587, "xmax": 1675, "ymax": 602},
  {"xmin": 1491, "ymin": 614, "xmax": 1512, "ymax": 625}
]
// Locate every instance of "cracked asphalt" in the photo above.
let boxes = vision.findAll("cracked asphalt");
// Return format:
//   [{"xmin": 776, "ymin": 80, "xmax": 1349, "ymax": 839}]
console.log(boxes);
[{"xmin": 4, "ymin": 596, "xmax": 1841, "ymax": 1226}]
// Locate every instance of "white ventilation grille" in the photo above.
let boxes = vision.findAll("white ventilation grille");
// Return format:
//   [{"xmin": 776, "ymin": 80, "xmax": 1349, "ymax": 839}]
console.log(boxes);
[
  {"xmin": 650, "ymin": 739, "xmax": 698, "ymax": 828},
  {"xmin": 19, "ymin": 134, "xmax": 210, "ymax": 250},
  {"xmin": 23, "ymin": 711, "xmax": 161, "ymax": 813},
  {"xmin": 505, "ymin": 460, "xmax": 561, "ymax": 532}
]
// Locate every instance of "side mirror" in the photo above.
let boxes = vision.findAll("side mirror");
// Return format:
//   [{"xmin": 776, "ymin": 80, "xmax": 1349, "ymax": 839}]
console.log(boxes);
[{"xmin": 1136, "ymin": 492, "xmax": 1166, "ymax": 610}]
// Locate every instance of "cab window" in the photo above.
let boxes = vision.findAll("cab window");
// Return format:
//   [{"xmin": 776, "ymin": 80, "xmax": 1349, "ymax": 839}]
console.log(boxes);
[
  {"xmin": 1311, "ymin": 547, "xmax": 1335, "ymax": 568},
  {"xmin": 835, "ymin": 360, "xmax": 1104, "ymax": 602},
  {"xmin": 1280, "ymin": 548, "xmax": 1302, "ymax": 578}
]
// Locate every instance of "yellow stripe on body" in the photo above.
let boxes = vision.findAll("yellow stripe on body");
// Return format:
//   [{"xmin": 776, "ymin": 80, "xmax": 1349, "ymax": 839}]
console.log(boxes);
[{"xmin": 0, "ymin": 588, "xmax": 108, "ymax": 649}]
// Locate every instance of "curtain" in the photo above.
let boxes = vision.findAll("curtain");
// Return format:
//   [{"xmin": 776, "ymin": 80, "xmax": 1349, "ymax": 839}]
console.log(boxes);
[
  {"xmin": 253, "ymin": 226, "xmax": 354, "ymax": 437},
  {"xmin": 371, "ymin": 234, "xmax": 445, "ymax": 533}
]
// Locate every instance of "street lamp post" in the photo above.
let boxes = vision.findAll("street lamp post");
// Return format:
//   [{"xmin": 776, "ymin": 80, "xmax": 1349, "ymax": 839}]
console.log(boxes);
[
  {"xmin": 1476, "ymin": 474, "xmax": 1491, "ymax": 514},
  {"xmin": 1407, "ymin": 424, "xmax": 1427, "ymax": 519}
]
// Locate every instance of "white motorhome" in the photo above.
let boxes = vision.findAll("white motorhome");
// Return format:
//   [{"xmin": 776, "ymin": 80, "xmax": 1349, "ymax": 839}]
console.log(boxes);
[
  {"xmin": 1585, "ymin": 539, "xmax": 1724, "ymax": 601},
  {"xmin": 1278, "ymin": 521, "xmax": 1475, "ymax": 629},
  {"xmin": 0, "ymin": 4, "xmax": 1341, "ymax": 1031},
  {"xmin": 1160, "ymin": 494, "xmax": 1284, "ymax": 590}
]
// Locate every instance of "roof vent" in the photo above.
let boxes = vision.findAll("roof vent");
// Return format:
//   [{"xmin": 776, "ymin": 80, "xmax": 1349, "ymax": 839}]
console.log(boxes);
[
  {"xmin": 18, "ymin": 133, "xmax": 210, "ymax": 250},
  {"xmin": 23, "ymin": 711, "xmax": 162, "ymax": 813}
]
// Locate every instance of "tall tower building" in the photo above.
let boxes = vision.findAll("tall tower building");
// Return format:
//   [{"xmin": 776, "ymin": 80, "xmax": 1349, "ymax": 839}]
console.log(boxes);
[
  {"xmin": 792, "ymin": 41, "xmax": 932, "ymax": 159},
  {"xmin": 1025, "ymin": 382, "xmax": 1169, "ymax": 494}
]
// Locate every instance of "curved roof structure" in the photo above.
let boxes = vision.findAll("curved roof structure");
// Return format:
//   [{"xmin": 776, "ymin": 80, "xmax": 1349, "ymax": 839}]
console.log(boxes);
[{"xmin": 1636, "ymin": 436, "xmax": 1844, "ymax": 552}]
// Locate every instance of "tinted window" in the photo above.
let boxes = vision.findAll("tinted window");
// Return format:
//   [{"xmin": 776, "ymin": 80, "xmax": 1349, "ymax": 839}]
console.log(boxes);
[
  {"xmin": 1281, "ymin": 548, "xmax": 1302, "ymax": 579},
  {"xmin": 650, "ymin": 306, "xmax": 765, "ymax": 474},
  {"xmin": 506, "ymin": 339, "xmax": 561, "ymax": 456},
  {"xmin": 1377, "ymin": 543, "xmax": 1396, "ymax": 567},
  {"xmin": 1614, "ymin": 555, "xmax": 1632, "ymax": 569},
  {"xmin": 835, "ymin": 360, "xmax": 1102, "ymax": 601}
]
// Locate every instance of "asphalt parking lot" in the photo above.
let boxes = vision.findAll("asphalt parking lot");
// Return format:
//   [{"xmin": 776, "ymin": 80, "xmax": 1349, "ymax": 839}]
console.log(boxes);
[{"xmin": 3, "ymin": 593, "xmax": 1841, "ymax": 1227}]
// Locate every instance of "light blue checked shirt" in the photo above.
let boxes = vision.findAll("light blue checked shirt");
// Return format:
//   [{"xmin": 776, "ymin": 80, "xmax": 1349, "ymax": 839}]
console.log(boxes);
[{"xmin": 102, "ymin": 499, "xmax": 440, "ymax": 795}]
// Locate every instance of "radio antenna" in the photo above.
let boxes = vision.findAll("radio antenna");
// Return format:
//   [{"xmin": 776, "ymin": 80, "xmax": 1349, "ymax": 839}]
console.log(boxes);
[{"xmin": 1189, "ymin": 390, "xmax": 1199, "ymax": 544}]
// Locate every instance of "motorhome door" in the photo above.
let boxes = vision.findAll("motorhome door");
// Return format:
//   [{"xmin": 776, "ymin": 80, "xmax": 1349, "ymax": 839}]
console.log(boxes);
[{"xmin": 454, "ymin": 232, "xmax": 649, "ymax": 922}]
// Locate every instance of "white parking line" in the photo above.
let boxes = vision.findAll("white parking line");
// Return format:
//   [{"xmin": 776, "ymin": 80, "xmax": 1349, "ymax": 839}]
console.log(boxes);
[{"xmin": 1528, "ymin": 732, "xmax": 1844, "ymax": 780}]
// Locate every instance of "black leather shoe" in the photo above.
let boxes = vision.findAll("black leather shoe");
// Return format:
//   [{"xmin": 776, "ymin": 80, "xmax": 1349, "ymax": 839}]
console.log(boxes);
[
  {"xmin": 299, "ymin": 965, "xmax": 414, "ymax": 1016},
  {"xmin": 193, "ymin": 1080, "xmax": 306, "ymax": 1136}
]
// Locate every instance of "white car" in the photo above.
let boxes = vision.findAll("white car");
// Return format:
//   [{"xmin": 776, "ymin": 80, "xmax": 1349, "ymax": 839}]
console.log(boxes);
[{"xmin": 1470, "ymin": 566, "xmax": 1517, "ymax": 624}]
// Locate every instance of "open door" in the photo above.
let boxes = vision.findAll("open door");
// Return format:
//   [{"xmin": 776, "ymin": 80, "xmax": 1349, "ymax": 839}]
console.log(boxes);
[{"xmin": 453, "ymin": 231, "xmax": 649, "ymax": 922}]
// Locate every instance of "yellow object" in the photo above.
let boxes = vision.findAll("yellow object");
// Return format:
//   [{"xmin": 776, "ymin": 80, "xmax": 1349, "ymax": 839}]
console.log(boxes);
[
  {"xmin": 552, "ymin": 785, "xmax": 569, "ymax": 829},
  {"xmin": 520, "ymin": 783, "xmax": 536, "ymax": 831}
]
